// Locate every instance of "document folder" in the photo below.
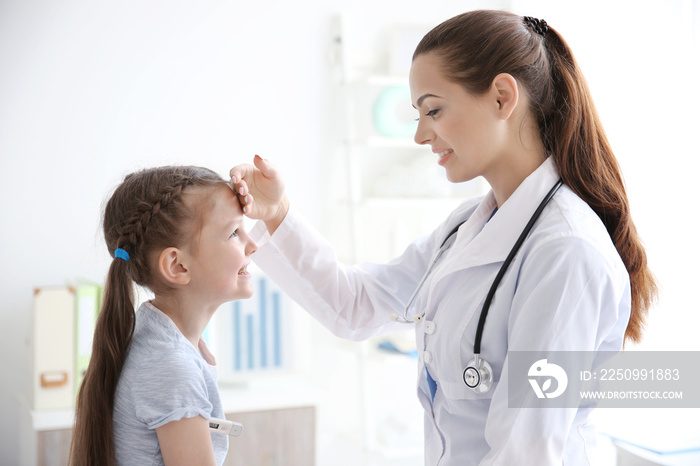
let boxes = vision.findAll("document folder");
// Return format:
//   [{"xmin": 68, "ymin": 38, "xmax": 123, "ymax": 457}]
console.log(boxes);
[
  {"xmin": 33, "ymin": 287, "xmax": 75, "ymax": 410},
  {"xmin": 75, "ymin": 281, "xmax": 101, "ymax": 396}
]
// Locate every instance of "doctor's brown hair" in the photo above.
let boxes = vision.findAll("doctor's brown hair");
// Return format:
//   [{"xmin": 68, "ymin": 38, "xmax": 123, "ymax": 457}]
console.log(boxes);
[
  {"xmin": 414, "ymin": 10, "xmax": 657, "ymax": 343},
  {"xmin": 69, "ymin": 166, "xmax": 226, "ymax": 466}
]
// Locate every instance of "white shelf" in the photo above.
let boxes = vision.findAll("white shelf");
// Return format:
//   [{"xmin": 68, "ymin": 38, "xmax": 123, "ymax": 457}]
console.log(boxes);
[
  {"xmin": 218, "ymin": 376, "xmax": 319, "ymax": 414},
  {"xmin": 364, "ymin": 74, "xmax": 409, "ymax": 87},
  {"xmin": 31, "ymin": 409, "xmax": 75, "ymax": 431},
  {"xmin": 361, "ymin": 196, "xmax": 465, "ymax": 207},
  {"xmin": 348, "ymin": 137, "xmax": 423, "ymax": 149}
]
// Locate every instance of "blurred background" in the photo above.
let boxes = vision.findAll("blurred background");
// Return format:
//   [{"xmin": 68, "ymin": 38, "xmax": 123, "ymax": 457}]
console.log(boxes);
[{"xmin": 1, "ymin": 0, "xmax": 698, "ymax": 464}]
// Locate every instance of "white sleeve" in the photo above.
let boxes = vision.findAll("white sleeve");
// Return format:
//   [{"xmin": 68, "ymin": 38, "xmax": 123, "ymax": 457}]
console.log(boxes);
[
  {"xmin": 480, "ymin": 234, "xmax": 630, "ymax": 465},
  {"xmin": 249, "ymin": 206, "xmax": 444, "ymax": 341}
]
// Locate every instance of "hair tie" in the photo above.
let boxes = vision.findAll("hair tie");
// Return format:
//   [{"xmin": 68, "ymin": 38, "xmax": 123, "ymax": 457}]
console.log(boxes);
[
  {"xmin": 114, "ymin": 248, "xmax": 130, "ymax": 261},
  {"xmin": 523, "ymin": 16, "xmax": 548, "ymax": 36}
]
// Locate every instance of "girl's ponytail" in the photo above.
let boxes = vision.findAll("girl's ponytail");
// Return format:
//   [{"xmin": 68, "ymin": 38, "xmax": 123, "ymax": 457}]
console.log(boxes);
[{"xmin": 70, "ymin": 257, "xmax": 135, "ymax": 466}]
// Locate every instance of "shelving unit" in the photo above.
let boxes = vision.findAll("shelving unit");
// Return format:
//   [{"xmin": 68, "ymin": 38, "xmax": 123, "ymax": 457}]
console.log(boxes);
[
  {"xmin": 325, "ymin": 14, "xmax": 487, "ymax": 464},
  {"xmin": 329, "ymin": 24, "xmax": 487, "ymax": 263}
]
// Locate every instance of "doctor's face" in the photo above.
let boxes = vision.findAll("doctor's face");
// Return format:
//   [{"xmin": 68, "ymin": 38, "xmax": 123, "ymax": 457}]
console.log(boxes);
[{"xmin": 410, "ymin": 52, "xmax": 505, "ymax": 183}]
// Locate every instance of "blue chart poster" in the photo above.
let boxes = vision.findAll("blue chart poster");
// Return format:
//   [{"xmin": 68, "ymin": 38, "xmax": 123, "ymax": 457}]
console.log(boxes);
[{"xmin": 209, "ymin": 275, "xmax": 287, "ymax": 378}]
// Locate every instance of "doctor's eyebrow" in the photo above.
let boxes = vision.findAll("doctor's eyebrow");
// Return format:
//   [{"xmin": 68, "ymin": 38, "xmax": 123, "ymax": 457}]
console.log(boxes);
[{"xmin": 414, "ymin": 93, "xmax": 442, "ymax": 108}]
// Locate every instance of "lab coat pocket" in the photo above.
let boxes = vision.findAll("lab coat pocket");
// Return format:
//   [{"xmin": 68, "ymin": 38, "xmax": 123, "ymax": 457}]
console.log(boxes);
[
  {"xmin": 439, "ymin": 327, "xmax": 499, "ymax": 402},
  {"xmin": 436, "ymin": 302, "xmax": 498, "ymax": 401},
  {"xmin": 441, "ymin": 378, "xmax": 496, "ymax": 401}
]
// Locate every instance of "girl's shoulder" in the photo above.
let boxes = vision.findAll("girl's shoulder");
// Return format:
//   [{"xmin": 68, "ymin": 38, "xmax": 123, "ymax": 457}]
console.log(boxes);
[{"xmin": 126, "ymin": 303, "xmax": 205, "ymax": 373}]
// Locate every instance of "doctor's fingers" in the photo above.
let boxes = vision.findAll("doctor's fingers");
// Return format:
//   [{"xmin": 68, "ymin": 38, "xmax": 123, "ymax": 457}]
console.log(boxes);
[
  {"xmin": 229, "ymin": 154, "xmax": 276, "ymax": 184},
  {"xmin": 229, "ymin": 163, "xmax": 256, "ymax": 194},
  {"xmin": 237, "ymin": 193, "xmax": 265, "ymax": 219},
  {"xmin": 230, "ymin": 178, "xmax": 250, "ymax": 200},
  {"xmin": 233, "ymin": 180, "xmax": 252, "ymax": 212}
]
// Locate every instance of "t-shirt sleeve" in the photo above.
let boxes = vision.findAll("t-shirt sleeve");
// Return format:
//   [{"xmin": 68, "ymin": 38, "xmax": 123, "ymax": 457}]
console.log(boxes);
[{"xmin": 130, "ymin": 349, "xmax": 213, "ymax": 430}]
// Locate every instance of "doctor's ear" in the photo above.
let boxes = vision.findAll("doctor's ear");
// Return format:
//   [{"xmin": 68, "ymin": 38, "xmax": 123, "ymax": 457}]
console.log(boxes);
[
  {"xmin": 157, "ymin": 247, "xmax": 191, "ymax": 285},
  {"xmin": 491, "ymin": 73, "xmax": 519, "ymax": 120}
]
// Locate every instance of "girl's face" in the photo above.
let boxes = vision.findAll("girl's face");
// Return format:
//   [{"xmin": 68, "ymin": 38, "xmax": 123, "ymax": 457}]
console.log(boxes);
[
  {"xmin": 409, "ymin": 52, "xmax": 506, "ymax": 184},
  {"xmin": 187, "ymin": 185, "xmax": 257, "ymax": 305}
]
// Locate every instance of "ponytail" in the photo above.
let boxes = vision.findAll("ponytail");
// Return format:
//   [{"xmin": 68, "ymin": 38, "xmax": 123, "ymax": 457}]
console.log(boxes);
[
  {"xmin": 543, "ymin": 27, "xmax": 657, "ymax": 343},
  {"xmin": 70, "ymin": 259, "xmax": 135, "ymax": 466},
  {"xmin": 414, "ymin": 10, "xmax": 658, "ymax": 343}
]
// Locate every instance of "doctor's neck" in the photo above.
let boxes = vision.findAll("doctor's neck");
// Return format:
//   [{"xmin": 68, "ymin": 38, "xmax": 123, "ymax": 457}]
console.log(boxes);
[{"xmin": 485, "ymin": 132, "xmax": 548, "ymax": 208}]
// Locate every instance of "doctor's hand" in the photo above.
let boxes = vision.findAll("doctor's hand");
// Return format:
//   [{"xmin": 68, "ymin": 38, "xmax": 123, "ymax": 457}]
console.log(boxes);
[{"xmin": 230, "ymin": 155, "xmax": 289, "ymax": 235}]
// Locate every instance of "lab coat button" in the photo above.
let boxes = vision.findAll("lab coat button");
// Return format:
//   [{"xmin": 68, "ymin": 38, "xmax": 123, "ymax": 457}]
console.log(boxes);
[
  {"xmin": 424, "ymin": 321, "xmax": 436, "ymax": 334},
  {"xmin": 423, "ymin": 352, "xmax": 433, "ymax": 364}
]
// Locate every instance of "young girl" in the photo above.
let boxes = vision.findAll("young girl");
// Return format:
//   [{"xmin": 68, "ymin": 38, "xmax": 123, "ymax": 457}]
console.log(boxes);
[
  {"xmin": 69, "ymin": 166, "xmax": 257, "ymax": 466},
  {"xmin": 230, "ymin": 10, "xmax": 657, "ymax": 466}
]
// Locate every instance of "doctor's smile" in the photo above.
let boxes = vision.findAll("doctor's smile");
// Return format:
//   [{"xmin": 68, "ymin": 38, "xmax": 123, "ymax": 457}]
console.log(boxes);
[{"xmin": 434, "ymin": 148, "xmax": 454, "ymax": 164}]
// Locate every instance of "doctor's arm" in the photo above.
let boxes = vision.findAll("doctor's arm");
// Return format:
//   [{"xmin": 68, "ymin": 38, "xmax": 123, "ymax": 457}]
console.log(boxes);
[
  {"xmin": 229, "ymin": 157, "xmax": 468, "ymax": 341},
  {"xmin": 248, "ymin": 205, "xmax": 442, "ymax": 340},
  {"xmin": 480, "ymin": 234, "xmax": 629, "ymax": 465}
]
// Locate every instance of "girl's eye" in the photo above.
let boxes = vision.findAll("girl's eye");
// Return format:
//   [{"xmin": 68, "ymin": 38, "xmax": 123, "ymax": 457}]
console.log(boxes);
[{"xmin": 229, "ymin": 230, "xmax": 239, "ymax": 239}]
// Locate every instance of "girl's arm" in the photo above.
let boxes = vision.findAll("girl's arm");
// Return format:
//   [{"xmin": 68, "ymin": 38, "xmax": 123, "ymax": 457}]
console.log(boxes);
[{"xmin": 156, "ymin": 415, "xmax": 217, "ymax": 466}]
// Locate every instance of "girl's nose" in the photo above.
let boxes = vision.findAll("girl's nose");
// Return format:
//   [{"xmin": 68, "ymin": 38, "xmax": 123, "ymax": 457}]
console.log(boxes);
[{"xmin": 245, "ymin": 237, "xmax": 258, "ymax": 256}]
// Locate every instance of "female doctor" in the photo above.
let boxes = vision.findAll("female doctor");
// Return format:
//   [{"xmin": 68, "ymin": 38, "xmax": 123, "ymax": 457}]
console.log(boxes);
[{"xmin": 230, "ymin": 10, "xmax": 657, "ymax": 465}]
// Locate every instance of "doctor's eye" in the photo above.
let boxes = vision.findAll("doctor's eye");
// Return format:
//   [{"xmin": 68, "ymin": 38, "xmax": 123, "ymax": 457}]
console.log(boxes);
[{"xmin": 415, "ymin": 108, "xmax": 440, "ymax": 121}]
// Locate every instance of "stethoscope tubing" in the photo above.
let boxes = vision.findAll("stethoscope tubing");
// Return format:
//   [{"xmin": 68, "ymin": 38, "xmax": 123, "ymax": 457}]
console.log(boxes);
[
  {"xmin": 394, "ymin": 179, "xmax": 563, "ymax": 347},
  {"xmin": 473, "ymin": 179, "xmax": 562, "ymax": 354},
  {"xmin": 394, "ymin": 178, "xmax": 563, "ymax": 392}
]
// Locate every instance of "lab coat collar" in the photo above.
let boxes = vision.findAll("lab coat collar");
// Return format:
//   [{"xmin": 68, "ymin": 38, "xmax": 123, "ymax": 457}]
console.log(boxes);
[{"xmin": 448, "ymin": 157, "xmax": 561, "ymax": 270}]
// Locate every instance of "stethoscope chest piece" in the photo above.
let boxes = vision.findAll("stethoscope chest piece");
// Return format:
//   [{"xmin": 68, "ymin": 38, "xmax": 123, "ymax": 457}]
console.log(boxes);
[{"xmin": 463, "ymin": 356, "xmax": 493, "ymax": 394}]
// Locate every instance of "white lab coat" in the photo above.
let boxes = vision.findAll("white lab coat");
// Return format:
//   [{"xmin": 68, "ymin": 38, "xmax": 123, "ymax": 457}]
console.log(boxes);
[{"xmin": 250, "ymin": 157, "xmax": 631, "ymax": 465}]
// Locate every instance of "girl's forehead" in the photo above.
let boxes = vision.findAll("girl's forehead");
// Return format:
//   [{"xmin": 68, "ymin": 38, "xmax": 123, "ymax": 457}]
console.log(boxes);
[{"xmin": 210, "ymin": 185, "xmax": 243, "ymax": 216}]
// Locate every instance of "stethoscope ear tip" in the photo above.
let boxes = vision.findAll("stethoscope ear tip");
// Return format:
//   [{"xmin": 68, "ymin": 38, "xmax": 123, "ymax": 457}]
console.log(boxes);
[
  {"xmin": 390, "ymin": 314, "xmax": 399, "ymax": 322},
  {"xmin": 412, "ymin": 315, "xmax": 423, "ymax": 323}
]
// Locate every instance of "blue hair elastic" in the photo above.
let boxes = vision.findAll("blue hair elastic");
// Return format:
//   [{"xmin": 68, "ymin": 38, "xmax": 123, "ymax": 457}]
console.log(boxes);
[{"xmin": 114, "ymin": 248, "xmax": 130, "ymax": 261}]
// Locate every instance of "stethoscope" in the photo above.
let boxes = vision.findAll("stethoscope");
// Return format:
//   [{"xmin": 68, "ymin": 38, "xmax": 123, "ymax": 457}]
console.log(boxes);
[{"xmin": 391, "ymin": 179, "xmax": 563, "ymax": 394}]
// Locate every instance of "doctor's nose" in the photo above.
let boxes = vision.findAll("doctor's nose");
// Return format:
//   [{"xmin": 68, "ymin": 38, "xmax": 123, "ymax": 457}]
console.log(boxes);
[{"xmin": 414, "ymin": 120, "xmax": 433, "ymax": 146}]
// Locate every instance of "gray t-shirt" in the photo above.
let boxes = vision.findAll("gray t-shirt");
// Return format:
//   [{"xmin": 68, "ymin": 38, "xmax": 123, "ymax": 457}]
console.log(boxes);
[{"xmin": 113, "ymin": 302, "xmax": 228, "ymax": 465}]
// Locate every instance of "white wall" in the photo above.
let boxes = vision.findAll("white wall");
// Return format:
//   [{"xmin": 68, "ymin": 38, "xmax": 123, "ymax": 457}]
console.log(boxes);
[{"xmin": 1, "ymin": 0, "xmax": 698, "ymax": 464}]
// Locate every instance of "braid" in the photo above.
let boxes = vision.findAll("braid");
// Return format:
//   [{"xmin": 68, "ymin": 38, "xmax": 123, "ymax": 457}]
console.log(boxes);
[{"xmin": 112, "ymin": 174, "xmax": 199, "ymax": 285}]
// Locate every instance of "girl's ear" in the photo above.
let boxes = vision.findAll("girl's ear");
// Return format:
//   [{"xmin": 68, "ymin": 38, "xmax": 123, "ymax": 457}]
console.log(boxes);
[
  {"xmin": 158, "ymin": 247, "xmax": 191, "ymax": 285},
  {"xmin": 491, "ymin": 72, "xmax": 519, "ymax": 120}
]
